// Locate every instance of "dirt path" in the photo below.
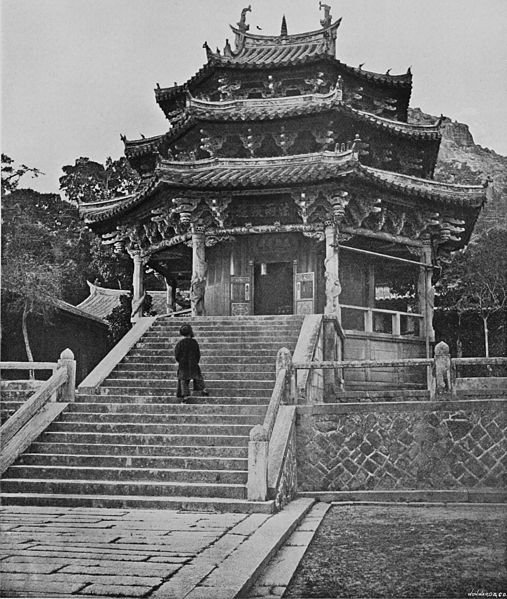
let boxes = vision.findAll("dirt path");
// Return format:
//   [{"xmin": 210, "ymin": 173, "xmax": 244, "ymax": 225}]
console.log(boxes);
[{"xmin": 284, "ymin": 504, "xmax": 506, "ymax": 599}]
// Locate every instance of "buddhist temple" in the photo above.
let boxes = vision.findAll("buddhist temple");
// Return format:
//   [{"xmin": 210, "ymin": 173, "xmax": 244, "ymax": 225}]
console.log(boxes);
[{"xmin": 80, "ymin": 5, "xmax": 486, "ymax": 378}]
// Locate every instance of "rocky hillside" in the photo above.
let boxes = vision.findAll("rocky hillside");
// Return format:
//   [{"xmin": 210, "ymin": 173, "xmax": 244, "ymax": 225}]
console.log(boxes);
[{"xmin": 409, "ymin": 108, "xmax": 507, "ymax": 232}]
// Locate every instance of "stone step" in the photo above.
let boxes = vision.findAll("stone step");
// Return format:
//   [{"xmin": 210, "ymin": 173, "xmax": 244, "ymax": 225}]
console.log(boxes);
[
  {"xmin": 28, "ymin": 442, "xmax": 248, "ymax": 458},
  {"xmin": 17, "ymin": 453, "xmax": 248, "ymax": 470},
  {"xmin": 67, "ymin": 401, "xmax": 267, "ymax": 415},
  {"xmin": 101, "ymin": 378, "xmax": 274, "ymax": 389},
  {"xmin": 39, "ymin": 431, "xmax": 249, "ymax": 447},
  {"xmin": 48, "ymin": 421, "xmax": 254, "ymax": 436},
  {"xmin": 137, "ymin": 340, "xmax": 298, "ymax": 350},
  {"xmin": 127, "ymin": 349, "xmax": 285, "ymax": 357},
  {"xmin": 97, "ymin": 386, "xmax": 271, "ymax": 398},
  {"xmin": 139, "ymin": 333, "xmax": 300, "ymax": 342},
  {"xmin": 154, "ymin": 315, "xmax": 304, "ymax": 323},
  {"xmin": 0, "ymin": 492, "xmax": 275, "ymax": 513},
  {"xmin": 61, "ymin": 411, "xmax": 261, "ymax": 425},
  {"xmin": 114, "ymin": 362, "xmax": 275, "ymax": 372},
  {"xmin": 77, "ymin": 394, "xmax": 270, "ymax": 405},
  {"xmin": 0, "ymin": 478, "xmax": 248, "ymax": 499},
  {"xmin": 6, "ymin": 465, "xmax": 248, "ymax": 485},
  {"xmin": 109, "ymin": 369, "xmax": 275, "ymax": 381},
  {"xmin": 122, "ymin": 356, "xmax": 277, "ymax": 366}
]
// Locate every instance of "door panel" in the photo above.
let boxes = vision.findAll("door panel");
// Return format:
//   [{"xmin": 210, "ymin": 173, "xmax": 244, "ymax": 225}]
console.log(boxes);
[{"xmin": 254, "ymin": 262, "xmax": 293, "ymax": 315}]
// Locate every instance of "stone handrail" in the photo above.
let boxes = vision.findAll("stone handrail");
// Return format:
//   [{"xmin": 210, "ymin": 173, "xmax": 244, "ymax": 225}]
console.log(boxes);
[
  {"xmin": 0, "ymin": 361, "xmax": 58, "ymax": 372},
  {"xmin": 292, "ymin": 342, "xmax": 507, "ymax": 400},
  {"xmin": 1, "ymin": 349, "xmax": 76, "ymax": 473},
  {"xmin": 247, "ymin": 348, "xmax": 292, "ymax": 502},
  {"xmin": 79, "ymin": 317, "xmax": 157, "ymax": 392}
]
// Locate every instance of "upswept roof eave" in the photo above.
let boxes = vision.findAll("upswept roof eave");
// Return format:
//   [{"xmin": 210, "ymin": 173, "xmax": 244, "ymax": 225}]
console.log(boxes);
[
  {"xmin": 126, "ymin": 92, "xmax": 439, "ymax": 160},
  {"xmin": 81, "ymin": 152, "xmax": 486, "ymax": 228},
  {"xmin": 154, "ymin": 55, "xmax": 412, "ymax": 112},
  {"xmin": 360, "ymin": 164, "xmax": 487, "ymax": 207}
]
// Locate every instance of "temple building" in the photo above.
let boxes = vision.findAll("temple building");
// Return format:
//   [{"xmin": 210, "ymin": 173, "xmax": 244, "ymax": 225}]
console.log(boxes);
[{"xmin": 80, "ymin": 6, "xmax": 486, "ymax": 374}]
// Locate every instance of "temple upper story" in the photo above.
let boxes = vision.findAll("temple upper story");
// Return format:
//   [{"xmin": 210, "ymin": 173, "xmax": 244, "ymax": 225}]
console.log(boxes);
[{"xmin": 154, "ymin": 6, "xmax": 412, "ymax": 122}]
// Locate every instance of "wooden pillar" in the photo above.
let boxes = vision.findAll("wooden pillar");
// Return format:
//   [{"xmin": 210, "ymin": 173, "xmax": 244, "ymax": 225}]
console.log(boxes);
[
  {"xmin": 130, "ymin": 252, "xmax": 146, "ymax": 322},
  {"xmin": 190, "ymin": 224, "xmax": 207, "ymax": 316}
]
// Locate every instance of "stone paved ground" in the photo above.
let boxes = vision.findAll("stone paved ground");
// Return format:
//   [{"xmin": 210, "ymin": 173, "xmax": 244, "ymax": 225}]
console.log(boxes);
[
  {"xmin": 0, "ymin": 505, "xmax": 265, "ymax": 598},
  {"xmin": 283, "ymin": 503, "xmax": 507, "ymax": 598}
]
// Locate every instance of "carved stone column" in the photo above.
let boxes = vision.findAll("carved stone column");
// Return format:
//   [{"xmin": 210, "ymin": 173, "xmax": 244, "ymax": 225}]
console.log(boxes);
[
  {"xmin": 324, "ymin": 195, "xmax": 348, "ymax": 315},
  {"xmin": 422, "ymin": 239, "xmax": 435, "ymax": 343},
  {"xmin": 130, "ymin": 251, "xmax": 148, "ymax": 322},
  {"xmin": 190, "ymin": 223, "xmax": 207, "ymax": 316}
]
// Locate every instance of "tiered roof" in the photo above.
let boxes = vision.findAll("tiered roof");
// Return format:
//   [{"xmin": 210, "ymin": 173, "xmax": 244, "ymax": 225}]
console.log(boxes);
[
  {"xmin": 81, "ymin": 7, "xmax": 486, "ymax": 255},
  {"xmin": 81, "ymin": 150, "xmax": 486, "ymax": 224},
  {"xmin": 155, "ymin": 10, "xmax": 412, "ymax": 118},
  {"xmin": 126, "ymin": 89, "xmax": 441, "ymax": 161}
]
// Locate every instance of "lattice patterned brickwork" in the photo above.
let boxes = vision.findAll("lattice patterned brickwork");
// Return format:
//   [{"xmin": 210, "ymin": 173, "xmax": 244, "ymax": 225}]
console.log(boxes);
[{"xmin": 296, "ymin": 402, "xmax": 507, "ymax": 491}]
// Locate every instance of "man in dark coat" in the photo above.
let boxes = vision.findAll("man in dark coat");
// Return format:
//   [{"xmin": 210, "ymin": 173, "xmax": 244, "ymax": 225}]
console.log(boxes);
[{"xmin": 174, "ymin": 324, "xmax": 209, "ymax": 401}]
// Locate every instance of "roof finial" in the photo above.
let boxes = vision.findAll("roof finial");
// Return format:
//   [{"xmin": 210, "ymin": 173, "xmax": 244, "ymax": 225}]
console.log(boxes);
[
  {"xmin": 319, "ymin": 2, "xmax": 332, "ymax": 28},
  {"xmin": 203, "ymin": 41, "xmax": 213, "ymax": 60},
  {"xmin": 237, "ymin": 5, "xmax": 251, "ymax": 33},
  {"xmin": 280, "ymin": 15, "xmax": 288, "ymax": 36}
]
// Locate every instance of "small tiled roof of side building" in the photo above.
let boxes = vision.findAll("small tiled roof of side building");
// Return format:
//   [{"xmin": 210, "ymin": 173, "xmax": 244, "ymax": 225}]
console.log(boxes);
[{"xmin": 77, "ymin": 282, "xmax": 171, "ymax": 319}]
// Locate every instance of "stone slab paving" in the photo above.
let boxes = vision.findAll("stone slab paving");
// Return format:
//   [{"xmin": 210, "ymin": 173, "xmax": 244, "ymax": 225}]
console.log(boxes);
[
  {"xmin": 0, "ymin": 499, "xmax": 313, "ymax": 599},
  {"xmin": 245, "ymin": 502, "xmax": 330, "ymax": 599}
]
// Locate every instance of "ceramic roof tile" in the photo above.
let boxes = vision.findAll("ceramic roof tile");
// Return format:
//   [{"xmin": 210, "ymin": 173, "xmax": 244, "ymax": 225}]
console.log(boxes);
[
  {"xmin": 81, "ymin": 151, "xmax": 486, "ymax": 225},
  {"xmin": 125, "ymin": 90, "xmax": 439, "ymax": 159}
]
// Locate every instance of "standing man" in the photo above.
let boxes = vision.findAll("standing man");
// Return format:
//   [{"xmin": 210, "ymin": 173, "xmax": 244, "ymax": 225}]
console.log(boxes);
[{"xmin": 174, "ymin": 324, "xmax": 209, "ymax": 401}]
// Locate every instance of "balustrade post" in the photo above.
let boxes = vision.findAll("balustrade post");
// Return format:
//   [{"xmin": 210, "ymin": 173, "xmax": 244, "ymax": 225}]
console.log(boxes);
[
  {"xmin": 247, "ymin": 425, "xmax": 269, "ymax": 501},
  {"xmin": 130, "ymin": 252, "xmax": 147, "ymax": 322},
  {"xmin": 276, "ymin": 347, "xmax": 292, "ymax": 404},
  {"xmin": 57, "ymin": 348, "xmax": 76, "ymax": 402},
  {"xmin": 191, "ymin": 223, "xmax": 207, "ymax": 317},
  {"xmin": 433, "ymin": 341, "xmax": 452, "ymax": 400}
]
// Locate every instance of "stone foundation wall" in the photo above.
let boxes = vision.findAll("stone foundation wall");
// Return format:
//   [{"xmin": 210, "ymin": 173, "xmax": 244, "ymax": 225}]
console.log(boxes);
[{"xmin": 296, "ymin": 400, "xmax": 506, "ymax": 492}]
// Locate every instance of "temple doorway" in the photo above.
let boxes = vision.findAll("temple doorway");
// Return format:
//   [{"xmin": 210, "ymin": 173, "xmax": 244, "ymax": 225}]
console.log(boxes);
[{"xmin": 254, "ymin": 262, "xmax": 293, "ymax": 315}]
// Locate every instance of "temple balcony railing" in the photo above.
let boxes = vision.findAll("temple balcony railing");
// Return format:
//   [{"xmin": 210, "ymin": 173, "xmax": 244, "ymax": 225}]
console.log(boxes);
[{"xmin": 339, "ymin": 304, "xmax": 424, "ymax": 338}]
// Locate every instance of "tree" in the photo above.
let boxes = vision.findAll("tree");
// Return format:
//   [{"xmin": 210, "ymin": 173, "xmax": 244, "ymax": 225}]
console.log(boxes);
[
  {"xmin": 2, "ymin": 192, "xmax": 66, "ymax": 366},
  {"xmin": 1, "ymin": 154, "xmax": 44, "ymax": 194},
  {"xmin": 436, "ymin": 228, "xmax": 507, "ymax": 357},
  {"xmin": 59, "ymin": 156, "xmax": 139, "ymax": 205}
]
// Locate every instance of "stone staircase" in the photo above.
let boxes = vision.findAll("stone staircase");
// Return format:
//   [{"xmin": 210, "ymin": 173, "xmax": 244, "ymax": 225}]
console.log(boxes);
[
  {"xmin": 1, "ymin": 315, "xmax": 304, "ymax": 512},
  {"xmin": 1, "ymin": 380, "xmax": 44, "ymax": 425}
]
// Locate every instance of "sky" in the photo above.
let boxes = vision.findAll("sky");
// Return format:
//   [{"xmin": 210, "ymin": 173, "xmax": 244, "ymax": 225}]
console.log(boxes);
[{"xmin": 2, "ymin": 0, "xmax": 507, "ymax": 195}]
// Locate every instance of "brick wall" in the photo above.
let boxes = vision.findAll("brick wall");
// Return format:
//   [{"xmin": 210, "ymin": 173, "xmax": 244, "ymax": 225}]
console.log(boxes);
[{"xmin": 296, "ymin": 400, "xmax": 506, "ymax": 492}]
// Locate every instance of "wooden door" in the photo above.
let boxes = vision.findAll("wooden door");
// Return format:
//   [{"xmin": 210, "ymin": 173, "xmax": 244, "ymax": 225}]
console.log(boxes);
[
  {"xmin": 230, "ymin": 261, "xmax": 253, "ymax": 316},
  {"xmin": 294, "ymin": 265, "xmax": 315, "ymax": 314}
]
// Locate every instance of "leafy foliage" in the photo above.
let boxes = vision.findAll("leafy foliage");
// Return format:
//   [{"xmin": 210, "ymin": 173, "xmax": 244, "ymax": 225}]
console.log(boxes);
[
  {"xmin": 59, "ymin": 156, "xmax": 139, "ymax": 205},
  {"xmin": 105, "ymin": 294, "xmax": 155, "ymax": 345},
  {"xmin": 436, "ymin": 227, "xmax": 507, "ymax": 356},
  {"xmin": 1, "ymin": 154, "xmax": 44, "ymax": 194},
  {"xmin": 2, "ymin": 189, "xmax": 69, "ymax": 360}
]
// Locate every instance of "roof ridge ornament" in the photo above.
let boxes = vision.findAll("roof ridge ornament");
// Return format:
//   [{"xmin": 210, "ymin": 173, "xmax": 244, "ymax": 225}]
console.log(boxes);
[
  {"xmin": 237, "ymin": 5, "xmax": 252, "ymax": 33},
  {"xmin": 319, "ymin": 1, "xmax": 332, "ymax": 28},
  {"xmin": 281, "ymin": 15, "xmax": 288, "ymax": 37}
]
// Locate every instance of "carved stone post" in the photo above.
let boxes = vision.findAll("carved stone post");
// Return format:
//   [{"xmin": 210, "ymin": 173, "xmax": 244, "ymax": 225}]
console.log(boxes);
[
  {"xmin": 247, "ymin": 424, "xmax": 269, "ymax": 501},
  {"xmin": 323, "ymin": 194, "xmax": 348, "ymax": 398},
  {"xmin": 324, "ymin": 221, "xmax": 340, "ymax": 316},
  {"xmin": 324, "ymin": 194, "xmax": 348, "ymax": 316},
  {"xmin": 432, "ymin": 341, "xmax": 452, "ymax": 400},
  {"xmin": 57, "ymin": 348, "xmax": 76, "ymax": 402},
  {"xmin": 191, "ymin": 223, "xmax": 207, "ymax": 317},
  {"xmin": 130, "ymin": 252, "xmax": 147, "ymax": 322}
]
